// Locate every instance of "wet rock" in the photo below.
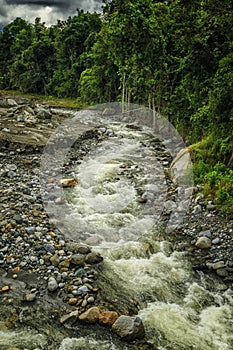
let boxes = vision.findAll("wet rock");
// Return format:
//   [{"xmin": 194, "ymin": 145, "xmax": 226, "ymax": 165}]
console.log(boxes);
[
  {"xmin": 47, "ymin": 277, "xmax": 58, "ymax": 292},
  {"xmin": 212, "ymin": 261, "xmax": 225, "ymax": 270},
  {"xmin": 25, "ymin": 293, "xmax": 37, "ymax": 302},
  {"xmin": 85, "ymin": 252, "xmax": 103, "ymax": 264},
  {"xmin": 112, "ymin": 315, "xmax": 145, "ymax": 342},
  {"xmin": 25, "ymin": 226, "xmax": 36, "ymax": 235},
  {"xmin": 65, "ymin": 243, "xmax": 91, "ymax": 254},
  {"xmin": 199, "ymin": 230, "xmax": 211, "ymax": 238},
  {"xmin": 79, "ymin": 306, "xmax": 100, "ymax": 324},
  {"xmin": 195, "ymin": 236, "xmax": 212, "ymax": 249},
  {"xmin": 68, "ymin": 297, "xmax": 78, "ymax": 305},
  {"xmin": 216, "ymin": 268, "xmax": 229, "ymax": 277},
  {"xmin": 12, "ymin": 214, "xmax": 23, "ymax": 224},
  {"xmin": 77, "ymin": 285, "xmax": 89, "ymax": 295},
  {"xmin": 74, "ymin": 268, "xmax": 86, "ymax": 278},
  {"xmin": 0, "ymin": 98, "xmax": 18, "ymax": 107},
  {"xmin": 60, "ymin": 310, "xmax": 79, "ymax": 324},
  {"xmin": 169, "ymin": 148, "xmax": 192, "ymax": 185},
  {"xmin": 43, "ymin": 243, "xmax": 55, "ymax": 254},
  {"xmin": 87, "ymin": 296, "xmax": 95, "ymax": 304},
  {"xmin": 99, "ymin": 311, "xmax": 119, "ymax": 327},
  {"xmin": 50, "ymin": 254, "xmax": 60, "ymax": 267},
  {"xmin": 212, "ymin": 237, "xmax": 220, "ymax": 245},
  {"xmin": 1, "ymin": 285, "xmax": 10, "ymax": 293},
  {"xmin": 58, "ymin": 178, "xmax": 78, "ymax": 187},
  {"xmin": 35, "ymin": 106, "xmax": 52, "ymax": 119},
  {"xmin": 192, "ymin": 205, "xmax": 202, "ymax": 214},
  {"xmin": 70, "ymin": 254, "xmax": 86, "ymax": 266},
  {"xmin": 206, "ymin": 203, "xmax": 216, "ymax": 211},
  {"xmin": 59, "ymin": 259, "xmax": 70, "ymax": 269}
]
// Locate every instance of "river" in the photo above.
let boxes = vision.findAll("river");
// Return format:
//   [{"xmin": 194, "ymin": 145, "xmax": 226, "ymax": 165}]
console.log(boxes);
[{"xmin": 0, "ymin": 103, "xmax": 232, "ymax": 349}]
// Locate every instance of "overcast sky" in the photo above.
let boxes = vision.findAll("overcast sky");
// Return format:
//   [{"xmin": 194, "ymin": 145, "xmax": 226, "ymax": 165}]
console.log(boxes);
[{"xmin": 0, "ymin": 0, "xmax": 103, "ymax": 27}]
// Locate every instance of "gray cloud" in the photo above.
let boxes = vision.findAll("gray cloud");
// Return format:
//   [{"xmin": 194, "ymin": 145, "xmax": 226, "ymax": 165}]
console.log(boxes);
[{"xmin": 0, "ymin": 0, "xmax": 103, "ymax": 26}]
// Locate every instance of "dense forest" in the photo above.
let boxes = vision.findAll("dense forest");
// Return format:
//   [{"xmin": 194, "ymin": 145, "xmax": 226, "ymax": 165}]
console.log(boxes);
[{"xmin": 0, "ymin": 0, "xmax": 232, "ymax": 212}]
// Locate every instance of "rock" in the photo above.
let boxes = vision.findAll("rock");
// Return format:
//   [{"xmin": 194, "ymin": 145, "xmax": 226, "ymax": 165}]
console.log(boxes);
[
  {"xmin": 99, "ymin": 311, "xmax": 119, "ymax": 327},
  {"xmin": 112, "ymin": 315, "xmax": 145, "ymax": 341},
  {"xmin": 25, "ymin": 293, "xmax": 36, "ymax": 302},
  {"xmin": 169, "ymin": 148, "xmax": 192, "ymax": 185},
  {"xmin": 68, "ymin": 298, "xmax": 78, "ymax": 305},
  {"xmin": 66, "ymin": 243, "xmax": 91, "ymax": 254},
  {"xmin": 199, "ymin": 230, "xmax": 211, "ymax": 238},
  {"xmin": 25, "ymin": 226, "xmax": 36, "ymax": 234},
  {"xmin": 58, "ymin": 178, "xmax": 78, "ymax": 187},
  {"xmin": 85, "ymin": 252, "xmax": 103, "ymax": 264},
  {"xmin": 74, "ymin": 268, "xmax": 86, "ymax": 277},
  {"xmin": 44, "ymin": 243, "xmax": 55, "ymax": 254},
  {"xmin": 59, "ymin": 259, "xmax": 70, "ymax": 269},
  {"xmin": 1, "ymin": 285, "xmax": 10, "ymax": 293},
  {"xmin": 193, "ymin": 204, "xmax": 202, "ymax": 215},
  {"xmin": 212, "ymin": 237, "xmax": 220, "ymax": 245},
  {"xmin": 76, "ymin": 244, "xmax": 92, "ymax": 255},
  {"xmin": 60, "ymin": 310, "xmax": 79, "ymax": 324},
  {"xmin": 50, "ymin": 254, "xmax": 60, "ymax": 267},
  {"xmin": 71, "ymin": 254, "xmax": 86, "ymax": 265},
  {"xmin": 102, "ymin": 107, "xmax": 116, "ymax": 115},
  {"xmin": 47, "ymin": 277, "xmax": 58, "ymax": 292},
  {"xmin": 195, "ymin": 236, "xmax": 212, "ymax": 249},
  {"xmin": 216, "ymin": 268, "xmax": 229, "ymax": 277},
  {"xmin": 12, "ymin": 214, "xmax": 23, "ymax": 224},
  {"xmin": 35, "ymin": 106, "xmax": 52, "ymax": 119},
  {"xmin": 79, "ymin": 306, "xmax": 100, "ymax": 324},
  {"xmin": 0, "ymin": 98, "xmax": 18, "ymax": 107},
  {"xmin": 212, "ymin": 261, "xmax": 225, "ymax": 270},
  {"xmin": 87, "ymin": 296, "xmax": 95, "ymax": 304},
  {"xmin": 77, "ymin": 285, "xmax": 89, "ymax": 295},
  {"xmin": 206, "ymin": 203, "xmax": 216, "ymax": 211},
  {"xmin": 81, "ymin": 299, "xmax": 87, "ymax": 307}
]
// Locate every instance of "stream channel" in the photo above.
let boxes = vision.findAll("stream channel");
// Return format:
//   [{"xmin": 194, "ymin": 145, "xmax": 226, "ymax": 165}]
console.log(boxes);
[{"xmin": 1, "ymin": 103, "xmax": 233, "ymax": 349}]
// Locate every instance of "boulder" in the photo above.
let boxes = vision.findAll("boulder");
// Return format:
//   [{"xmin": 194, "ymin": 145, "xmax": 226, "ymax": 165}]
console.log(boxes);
[
  {"xmin": 169, "ymin": 148, "xmax": 192, "ymax": 185},
  {"xmin": 112, "ymin": 315, "xmax": 145, "ymax": 341}
]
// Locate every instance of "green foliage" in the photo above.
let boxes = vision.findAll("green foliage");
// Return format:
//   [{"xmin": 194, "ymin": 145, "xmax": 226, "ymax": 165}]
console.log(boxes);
[
  {"xmin": 0, "ymin": 1, "xmax": 232, "ymax": 212},
  {"xmin": 192, "ymin": 138, "xmax": 233, "ymax": 213}
]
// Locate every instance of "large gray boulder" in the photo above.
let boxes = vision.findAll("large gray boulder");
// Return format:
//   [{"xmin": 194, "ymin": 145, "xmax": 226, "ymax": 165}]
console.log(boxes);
[{"xmin": 112, "ymin": 315, "xmax": 145, "ymax": 341}]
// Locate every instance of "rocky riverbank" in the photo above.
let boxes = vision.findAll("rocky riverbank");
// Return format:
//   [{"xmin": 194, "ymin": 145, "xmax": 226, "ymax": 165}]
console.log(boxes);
[{"xmin": 0, "ymin": 93, "xmax": 232, "ymax": 349}]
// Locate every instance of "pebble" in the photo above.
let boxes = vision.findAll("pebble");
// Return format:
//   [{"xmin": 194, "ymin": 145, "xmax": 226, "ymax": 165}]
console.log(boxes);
[
  {"xmin": 77, "ymin": 285, "xmax": 89, "ymax": 295},
  {"xmin": 47, "ymin": 277, "xmax": 58, "ymax": 292}
]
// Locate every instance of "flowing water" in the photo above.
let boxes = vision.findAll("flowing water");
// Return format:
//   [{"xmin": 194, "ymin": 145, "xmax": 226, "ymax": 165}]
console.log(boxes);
[{"xmin": 1, "ymin": 104, "xmax": 233, "ymax": 349}]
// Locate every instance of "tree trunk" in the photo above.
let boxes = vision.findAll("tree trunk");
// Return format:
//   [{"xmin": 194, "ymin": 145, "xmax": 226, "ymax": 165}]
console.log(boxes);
[
  {"xmin": 227, "ymin": 138, "xmax": 233, "ymax": 167},
  {"xmin": 122, "ymin": 72, "xmax": 125, "ymax": 113}
]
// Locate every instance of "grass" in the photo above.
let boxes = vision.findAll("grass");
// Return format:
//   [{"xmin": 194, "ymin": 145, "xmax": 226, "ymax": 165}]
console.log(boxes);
[
  {"xmin": 0, "ymin": 89, "xmax": 88, "ymax": 109},
  {"xmin": 189, "ymin": 135, "xmax": 233, "ymax": 216}
]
